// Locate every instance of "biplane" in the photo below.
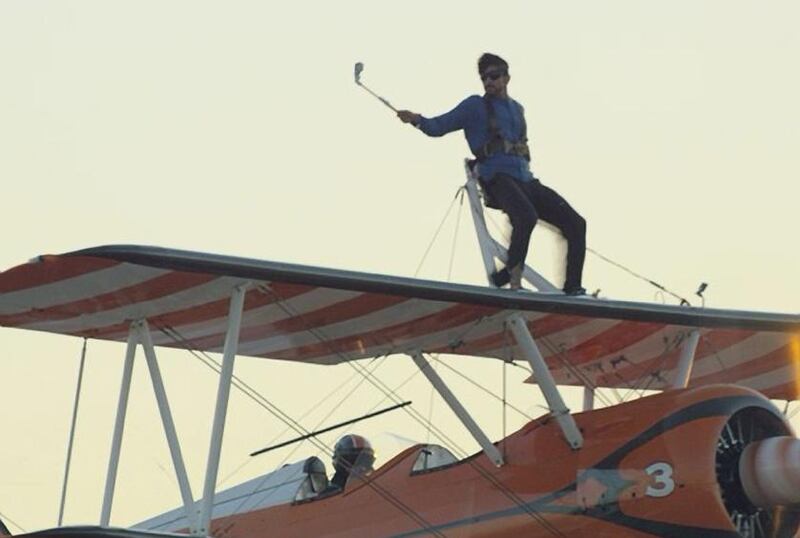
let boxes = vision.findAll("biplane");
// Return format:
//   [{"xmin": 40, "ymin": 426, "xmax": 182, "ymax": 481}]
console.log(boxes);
[{"xmin": 1, "ymin": 168, "xmax": 799, "ymax": 538}]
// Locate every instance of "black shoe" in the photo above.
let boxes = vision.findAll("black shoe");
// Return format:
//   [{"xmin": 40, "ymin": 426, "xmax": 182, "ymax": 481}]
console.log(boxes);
[
  {"xmin": 490, "ymin": 268, "xmax": 510, "ymax": 288},
  {"xmin": 564, "ymin": 286, "xmax": 586, "ymax": 296}
]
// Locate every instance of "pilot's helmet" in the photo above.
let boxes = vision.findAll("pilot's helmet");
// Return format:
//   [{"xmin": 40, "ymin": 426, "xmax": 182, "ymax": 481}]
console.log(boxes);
[{"xmin": 332, "ymin": 434, "xmax": 375, "ymax": 473}]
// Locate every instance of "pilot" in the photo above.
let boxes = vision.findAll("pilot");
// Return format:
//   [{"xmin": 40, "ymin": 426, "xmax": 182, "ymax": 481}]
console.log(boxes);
[{"xmin": 327, "ymin": 433, "xmax": 375, "ymax": 492}]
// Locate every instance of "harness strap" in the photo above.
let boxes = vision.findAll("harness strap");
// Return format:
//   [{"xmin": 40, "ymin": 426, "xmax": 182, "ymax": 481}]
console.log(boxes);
[{"xmin": 474, "ymin": 97, "xmax": 531, "ymax": 162}]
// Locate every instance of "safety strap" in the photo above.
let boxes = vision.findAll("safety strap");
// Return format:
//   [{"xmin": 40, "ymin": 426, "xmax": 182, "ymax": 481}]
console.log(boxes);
[{"xmin": 475, "ymin": 96, "xmax": 530, "ymax": 162}]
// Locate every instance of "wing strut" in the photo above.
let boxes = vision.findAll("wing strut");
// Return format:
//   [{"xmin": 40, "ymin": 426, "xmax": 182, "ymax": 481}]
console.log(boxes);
[
  {"xmin": 672, "ymin": 330, "xmax": 700, "ymax": 389},
  {"xmin": 582, "ymin": 386, "xmax": 595, "ymax": 411},
  {"xmin": 59, "ymin": 339, "xmax": 87, "ymax": 526},
  {"xmin": 410, "ymin": 352, "xmax": 504, "ymax": 467},
  {"xmin": 199, "ymin": 283, "xmax": 249, "ymax": 536},
  {"xmin": 100, "ymin": 321, "xmax": 199, "ymax": 533},
  {"xmin": 463, "ymin": 160, "xmax": 559, "ymax": 292},
  {"xmin": 507, "ymin": 314, "xmax": 584, "ymax": 449},
  {"xmin": 138, "ymin": 321, "xmax": 198, "ymax": 532},
  {"xmin": 101, "ymin": 327, "xmax": 138, "ymax": 526}
]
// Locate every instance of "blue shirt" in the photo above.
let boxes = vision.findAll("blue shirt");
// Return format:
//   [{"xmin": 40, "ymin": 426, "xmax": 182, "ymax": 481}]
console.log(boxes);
[{"xmin": 417, "ymin": 94, "xmax": 534, "ymax": 182}]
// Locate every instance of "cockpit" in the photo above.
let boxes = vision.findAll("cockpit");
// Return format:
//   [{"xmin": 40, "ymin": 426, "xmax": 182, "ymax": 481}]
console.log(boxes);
[{"xmin": 136, "ymin": 439, "xmax": 459, "ymax": 533}]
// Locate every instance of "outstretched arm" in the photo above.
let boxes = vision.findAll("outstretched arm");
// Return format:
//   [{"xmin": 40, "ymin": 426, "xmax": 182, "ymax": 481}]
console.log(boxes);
[{"xmin": 397, "ymin": 96, "xmax": 479, "ymax": 137}]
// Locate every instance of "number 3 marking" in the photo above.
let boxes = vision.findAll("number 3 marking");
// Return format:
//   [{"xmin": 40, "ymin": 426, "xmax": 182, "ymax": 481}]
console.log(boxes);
[{"xmin": 645, "ymin": 462, "xmax": 675, "ymax": 498}]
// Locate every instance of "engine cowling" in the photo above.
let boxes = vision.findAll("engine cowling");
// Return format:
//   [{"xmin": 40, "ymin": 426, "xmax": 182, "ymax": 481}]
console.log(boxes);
[{"xmin": 715, "ymin": 407, "xmax": 800, "ymax": 537}]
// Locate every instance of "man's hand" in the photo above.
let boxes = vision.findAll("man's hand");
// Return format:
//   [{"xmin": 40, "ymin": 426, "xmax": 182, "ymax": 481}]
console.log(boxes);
[{"xmin": 397, "ymin": 110, "xmax": 421, "ymax": 125}]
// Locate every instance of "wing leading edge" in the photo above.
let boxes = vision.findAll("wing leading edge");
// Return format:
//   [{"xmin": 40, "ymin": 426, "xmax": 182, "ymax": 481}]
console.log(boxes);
[{"xmin": 1, "ymin": 245, "xmax": 798, "ymax": 399}]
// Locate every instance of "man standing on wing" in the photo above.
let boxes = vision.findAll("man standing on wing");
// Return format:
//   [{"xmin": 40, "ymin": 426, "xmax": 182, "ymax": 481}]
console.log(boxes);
[{"xmin": 397, "ymin": 53, "xmax": 587, "ymax": 295}]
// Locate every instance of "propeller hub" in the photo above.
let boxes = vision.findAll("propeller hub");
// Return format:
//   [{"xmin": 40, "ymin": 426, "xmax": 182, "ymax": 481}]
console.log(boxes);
[{"xmin": 739, "ymin": 436, "xmax": 800, "ymax": 508}]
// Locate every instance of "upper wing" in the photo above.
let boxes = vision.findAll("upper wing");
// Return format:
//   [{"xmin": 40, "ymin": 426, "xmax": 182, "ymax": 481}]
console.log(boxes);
[{"xmin": 1, "ymin": 245, "xmax": 798, "ymax": 399}]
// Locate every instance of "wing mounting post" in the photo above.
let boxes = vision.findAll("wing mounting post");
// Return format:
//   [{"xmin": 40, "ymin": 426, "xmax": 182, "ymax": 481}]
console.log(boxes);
[
  {"xmin": 409, "ymin": 352, "xmax": 504, "ymax": 467},
  {"xmin": 199, "ymin": 282, "xmax": 249, "ymax": 536},
  {"xmin": 101, "ymin": 324, "xmax": 138, "ymax": 526},
  {"xmin": 463, "ymin": 159, "xmax": 559, "ymax": 292},
  {"xmin": 507, "ymin": 314, "xmax": 584, "ymax": 449},
  {"xmin": 100, "ymin": 321, "xmax": 200, "ymax": 532},
  {"xmin": 137, "ymin": 320, "xmax": 198, "ymax": 533},
  {"xmin": 672, "ymin": 330, "xmax": 700, "ymax": 389}
]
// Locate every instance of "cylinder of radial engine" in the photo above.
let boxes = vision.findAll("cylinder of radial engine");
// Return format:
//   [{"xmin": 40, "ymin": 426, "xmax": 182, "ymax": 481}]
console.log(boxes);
[{"xmin": 739, "ymin": 436, "xmax": 800, "ymax": 508}]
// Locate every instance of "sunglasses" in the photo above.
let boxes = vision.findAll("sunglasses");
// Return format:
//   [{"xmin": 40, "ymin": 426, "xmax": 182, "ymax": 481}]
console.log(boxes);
[{"xmin": 480, "ymin": 70, "xmax": 506, "ymax": 82}]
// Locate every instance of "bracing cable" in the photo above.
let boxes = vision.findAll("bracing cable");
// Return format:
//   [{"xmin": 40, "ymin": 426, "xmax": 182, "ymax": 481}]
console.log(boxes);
[
  {"xmin": 533, "ymin": 332, "xmax": 616, "ymax": 409},
  {"xmin": 482, "ymin": 200, "xmax": 692, "ymax": 305},
  {"xmin": 414, "ymin": 187, "xmax": 464, "ymax": 278},
  {"xmin": 430, "ymin": 356, "xmax": 534, "ymax": 421},
  {"xmin": 156, "ymin": 322, "xmax": 446, "ymax": 537},
  {"xmin": 0, "ymin": 510, "xmax": 25, "ymax": 534},
  {"xmin": 586, "ymin": 247, "xmax": 692, "ymax": 306},
  {"xmin": 446, "ymin": 188, "xmax": 466, "ymax": 282},
  {"xmin": 263, "ymin": 289, "xmax": 567, "ymax": 537},
  {"xmin": 227, "ymin": 359, "xmax": 390, "ymax": 518},
  {"xmin": 219, "ymin": 359, "xmax": 395, "ymax": 490}
]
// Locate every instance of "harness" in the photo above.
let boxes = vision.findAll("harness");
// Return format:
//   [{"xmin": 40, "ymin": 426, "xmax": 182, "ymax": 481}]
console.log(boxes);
[
  {"xmin": 471, "ymin": 96, "xmax": 531, "ymax": 209},
  {"xmin": 473, "ymin": 96, "xmax": 531, "ymax": 162}
]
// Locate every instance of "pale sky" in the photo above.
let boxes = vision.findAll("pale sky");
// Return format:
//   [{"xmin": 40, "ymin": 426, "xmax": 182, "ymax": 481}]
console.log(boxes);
[{"xmin": 1, "ymin": 0, "xmax": 798, "ymax": 532}]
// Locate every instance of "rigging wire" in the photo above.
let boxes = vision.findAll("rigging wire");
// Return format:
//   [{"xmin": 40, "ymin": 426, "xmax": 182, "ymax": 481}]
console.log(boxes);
[
  {"xmin": 534, "ymin": 333, "xmax": 616, "ymax": 409},
  {"xmin": 484, "ymin": 201, "xmax": 692, "ymax": 306},
  {"xmin": 216, "ymin": 293, "xmax": 455, "ymax": 535},
  {"xmin": 618, "ymin": 329, "xmax": 732, "ymax": 404},
  {"xmin": 151, "ymin": 186, "xmax": 709, "ymax": 538},
  {"xmin": 263, "ymin": 289, "xmax": 567, "ymax": 537},
  {"xmin": 431, "ymin": 356, "xmax": 534, "ymax": 421},
  {"xmin": 446, "ymin": 188, "xmax": 466, "ymax": 282},
  {"xmin": 254, "ymin": 357, "xmax": 385, "ymax": 462},
  {"xmin": 414, "ymin": 187, "xmax": 464, "ymax": 278},
  {"xmin": 256, "ymin": 288, "xmax": 475, "ymax": 460},
  {"xmin": 157, "ymin": 323, "xmax": 446, "ymax": 537},
  {"xmin": 470, "ymin": 199, "xmax": 696, "ymax": 406},
  {"xmin": 0, "ymin": 510, "xmax": 24, "ymax": 534},
  {"xmin": 157, "ymin": 323, "xmax": 315, "ymax": 441},
  {"xmin": 345, "ymin": 357, "xmax": 565, "ymax": 537},
  {"xmin": 425, "ymin": 190, "xmax": 467, "ymax": 446},
  {"xmin": 219, "ymin": 357, "xmax": 386, "ymax": 489},
  {"xmin": 585, "ymin": 247, "xmax": 692, "ymax": 306}
]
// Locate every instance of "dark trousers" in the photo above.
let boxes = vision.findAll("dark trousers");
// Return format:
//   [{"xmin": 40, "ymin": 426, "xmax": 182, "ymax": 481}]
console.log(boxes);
[{"xmin": 484, "ymin": 174, "xmax": 586, "ymax": 290}]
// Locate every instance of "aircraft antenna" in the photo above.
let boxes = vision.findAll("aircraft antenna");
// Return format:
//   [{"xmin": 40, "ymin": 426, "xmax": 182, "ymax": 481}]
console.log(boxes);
[
  {"xmin": 249, "ymin": 401, "xmax": 411, "ymax": 457},
  {"xmin": 696, "ymin": 281, "xmax": 709, "ymax": 307}
]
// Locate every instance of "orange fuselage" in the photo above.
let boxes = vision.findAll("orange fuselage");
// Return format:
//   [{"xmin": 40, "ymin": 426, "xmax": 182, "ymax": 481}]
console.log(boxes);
[{"xmin": 208, "ymin": 385, "xmax": 793, "ymax": 537}]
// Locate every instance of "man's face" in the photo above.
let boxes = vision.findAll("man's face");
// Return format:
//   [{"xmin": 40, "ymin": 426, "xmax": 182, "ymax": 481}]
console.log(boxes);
[{"xmin": 481, "ymin": 65, "xmax": 509, "ymax": 97}]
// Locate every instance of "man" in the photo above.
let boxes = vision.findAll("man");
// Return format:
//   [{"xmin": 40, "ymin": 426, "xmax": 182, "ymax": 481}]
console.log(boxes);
[
  {"xmin": 397, "ymin": 53, "xmax": 587, "ymax": 295},
  {"xmin": 326, "ymin": 433, "xmax": 375, "ymax": 492}
]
